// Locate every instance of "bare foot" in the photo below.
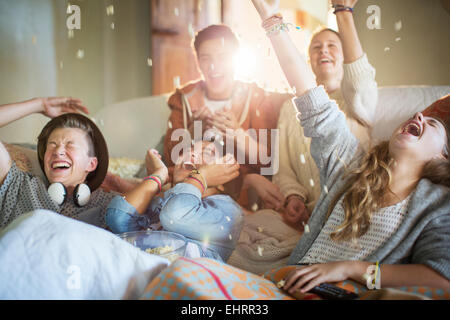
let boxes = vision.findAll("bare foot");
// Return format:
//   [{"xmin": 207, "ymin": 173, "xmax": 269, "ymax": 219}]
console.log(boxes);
[{"xmin": 145, "ymin": 149, "xmax": 168, "ymax": 185}]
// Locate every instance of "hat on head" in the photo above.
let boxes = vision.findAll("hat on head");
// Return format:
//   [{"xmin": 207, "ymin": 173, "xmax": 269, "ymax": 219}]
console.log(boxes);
[{"xmin": 37, "ymin": 113, "xmax": 109, "ymax": 192}]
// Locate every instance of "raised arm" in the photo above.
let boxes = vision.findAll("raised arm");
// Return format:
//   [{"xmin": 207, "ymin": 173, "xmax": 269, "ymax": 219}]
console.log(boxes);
[
  {"xmin": 251, "ymin": 0, "xmax": 316, "ymax": 97},
  {"xmin": 332, "ymin": 0, "xmax": 363, "ymax": 63},
  {"xmin": 251, "ymin": 0, "xmax": 363, "ymax": 187},
  {"xmin": 333, "ymin": 0, "xmax": 378, "ymax": 127},
  {"xmin": 0, "ymin": 97, "xmax": 88, "ymax": 128}
]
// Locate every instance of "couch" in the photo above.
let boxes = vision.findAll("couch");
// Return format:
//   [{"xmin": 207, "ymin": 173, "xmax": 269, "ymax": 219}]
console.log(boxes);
[
  {"xmin": 3, "ymin": 85, "xmax": 449, "ymax": 179},
  {"xmin": 1, "ymin": 85, "xmax": 449, "ymax": 300}
]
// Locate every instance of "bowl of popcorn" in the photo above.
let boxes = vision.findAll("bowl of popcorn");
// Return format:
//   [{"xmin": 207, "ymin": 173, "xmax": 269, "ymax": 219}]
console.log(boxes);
[{"xmin": 118, "ymin": 230, "xmax": 187, "ymax": 262}]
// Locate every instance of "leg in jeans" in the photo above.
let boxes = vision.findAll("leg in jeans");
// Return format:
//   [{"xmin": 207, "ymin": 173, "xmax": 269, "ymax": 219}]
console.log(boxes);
[{"xmin": 159, "ymin": 183, "xmax": 244, "ymax": 261}]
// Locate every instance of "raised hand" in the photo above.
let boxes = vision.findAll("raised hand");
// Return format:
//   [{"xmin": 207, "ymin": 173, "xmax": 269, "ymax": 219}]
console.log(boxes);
[
  {"xmin": 40, "ymin": 97, "xmax": 89, "ymax": 118},
  {"xmin": 251, "ymin": 0, "xmax": 280, "ymax": 20}
]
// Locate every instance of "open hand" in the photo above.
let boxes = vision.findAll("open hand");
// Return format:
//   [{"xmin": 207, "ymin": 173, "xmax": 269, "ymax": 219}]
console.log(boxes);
[
  {"xmin": 40, "ymin": 97, "xmax": 89, "ymax": 118},
  {"xmin": 251, "ymin": 0, "xmax": 280, "ymax": 20}
]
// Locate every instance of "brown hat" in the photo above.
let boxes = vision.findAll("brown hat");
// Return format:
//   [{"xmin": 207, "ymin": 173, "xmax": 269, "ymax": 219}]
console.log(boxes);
[{"xmin": 37, "ymin": 113, "xmax": 109, "ymax": 191}]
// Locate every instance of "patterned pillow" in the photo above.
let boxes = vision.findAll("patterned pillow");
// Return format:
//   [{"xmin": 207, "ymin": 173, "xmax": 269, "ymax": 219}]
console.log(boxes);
[
  {"xmin": 108, "ymin": 157, "xmax": 144, "ymax": 179},
  {"xmin": 3, "ymin": 143, "xmax": 32, "ymax": 172},
  {"xmin": 140, "ymin": 259, "xmax": 450, "ymax": 300},
  {"xmin": 3, "ymin": 143, "xmax": 46, "ymax": 180},
  {"xmin": 140, "ymin": 257, "xmax": 302, "ymax": 300}
]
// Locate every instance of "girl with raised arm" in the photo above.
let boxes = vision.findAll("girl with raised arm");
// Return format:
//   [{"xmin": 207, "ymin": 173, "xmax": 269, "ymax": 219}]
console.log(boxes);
[
  {"xmin": 252, "ymin": 0, "xmax": 449, "ymax": 292},
  {"xmin": 273, "ymin": 0, "xmax": 378, "ymax": 228}
]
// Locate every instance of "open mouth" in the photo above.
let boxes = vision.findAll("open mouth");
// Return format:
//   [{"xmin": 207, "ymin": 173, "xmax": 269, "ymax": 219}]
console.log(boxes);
[
  {"xmin": 51, "ymin": 161, "xmax": 72, "ymax": 171},
  {"xmin": 402, "ymin": 121, "xmax": 422, "ymax": 137},
  {"xmin": 319, "ymin": 58, "xmax": 332, "ymax": 65}
]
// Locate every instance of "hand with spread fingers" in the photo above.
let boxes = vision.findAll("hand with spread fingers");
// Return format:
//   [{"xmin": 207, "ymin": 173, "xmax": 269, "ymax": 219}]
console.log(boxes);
[{"xmin": 40, "ymin": 97, "xmax": 89, "ymax": 118}]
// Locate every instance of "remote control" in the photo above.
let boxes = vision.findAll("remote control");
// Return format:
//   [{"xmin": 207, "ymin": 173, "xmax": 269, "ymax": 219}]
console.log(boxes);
[{"xmin": 309, "ymin": 283, "xmax": 359, "ymax": 300}]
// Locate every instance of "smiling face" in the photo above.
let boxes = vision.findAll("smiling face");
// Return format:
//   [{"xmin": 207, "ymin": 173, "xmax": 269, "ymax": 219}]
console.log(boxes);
[
  {"xmin": 308, "ymin": 30, "xmax": 344, "ymax": 82},
  {"xmin": 43, "ymin": 127, "xmax": 98, "ymax": 188},
  {"xmin": 196, "ymin": 37, "xmax": 236, "ymax": 100},
  {"xmin": 389, "ymin": 112, "xmax": 448, "ymax": 163}
]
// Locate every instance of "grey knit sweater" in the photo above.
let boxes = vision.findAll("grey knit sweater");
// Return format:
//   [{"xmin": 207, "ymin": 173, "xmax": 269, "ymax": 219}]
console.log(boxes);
[{"xmin": 287, "ymin": 86, "xmax": 450, "ymax": 280}]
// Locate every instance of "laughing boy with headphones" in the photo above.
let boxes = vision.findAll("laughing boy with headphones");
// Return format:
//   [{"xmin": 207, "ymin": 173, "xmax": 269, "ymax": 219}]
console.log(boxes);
[{"xmin": 0, "ymin": 97, "xmax": 120, "ymax": 229}]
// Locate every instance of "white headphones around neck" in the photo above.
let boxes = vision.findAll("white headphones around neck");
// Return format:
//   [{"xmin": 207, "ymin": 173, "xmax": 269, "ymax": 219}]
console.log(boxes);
[{"xmin": 48, "ymin": 182, "xmax": 91, "ymax": 207}]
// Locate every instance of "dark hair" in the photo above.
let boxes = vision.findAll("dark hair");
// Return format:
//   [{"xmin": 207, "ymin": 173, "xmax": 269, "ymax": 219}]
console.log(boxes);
[
  {"xmin": 37, "ymin": 113, "xmax": 109, "ymax": 191},
  {"xmin": 193, "ymin": 24, "xmax": 239, "ymax": 55}
]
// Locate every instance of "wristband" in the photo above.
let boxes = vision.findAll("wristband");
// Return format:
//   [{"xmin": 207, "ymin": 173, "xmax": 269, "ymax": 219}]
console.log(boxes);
[
  {"xmin": 362, "ymin": 261, "xmax": 381, "ymax": 289},
  {"xmin": 262, "ymin": 13, "xmax": 293, "ymax": 37},
  {"xmin": 332, "ymin": 5, "xmax": 353, "ymax": 14},
  {"xmin": 190, "ymin": 169, "xmax": 208, "ymax": 190},
  {"xmin": 143, "ymin": 175, "xmax": 162, "ymax": 194},
  {"xmin": 186, "ymin": 176, "xmax": 205, "ymax": 193},
  {"xmin": 373, "ymin": 261, "xmax": 380, "ymax": 287}
]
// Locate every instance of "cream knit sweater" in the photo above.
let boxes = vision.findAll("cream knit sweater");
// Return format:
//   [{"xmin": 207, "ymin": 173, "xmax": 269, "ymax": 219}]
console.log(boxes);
[{"xmin": 273, "ymin": 54, "xmax": 378, "ymax": 212}]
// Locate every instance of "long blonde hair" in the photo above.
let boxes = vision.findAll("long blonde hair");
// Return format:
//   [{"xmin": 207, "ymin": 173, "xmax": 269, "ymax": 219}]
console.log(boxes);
[{"xmin": 327, "ymin": 119, "xmax": 450, "ymax": 243}]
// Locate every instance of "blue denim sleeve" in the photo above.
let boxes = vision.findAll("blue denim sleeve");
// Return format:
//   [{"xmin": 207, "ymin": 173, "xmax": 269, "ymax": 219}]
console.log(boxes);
[
  {"xmin": 159, "ymin": 183, "xmax": 244, "ymax": 261},
  {"xmin": 105, "ymin": 195, "xmax": 152, "ymax": 234}
]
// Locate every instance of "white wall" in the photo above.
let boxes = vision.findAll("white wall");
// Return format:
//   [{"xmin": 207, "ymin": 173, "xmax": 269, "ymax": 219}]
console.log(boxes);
[
  {"xmin": 0, "ymin": 0, "xmax": 152, "ymax": 144},
  {"xmin": 352, "ymin": 0, "xmax": 450, "ymax": 86}
]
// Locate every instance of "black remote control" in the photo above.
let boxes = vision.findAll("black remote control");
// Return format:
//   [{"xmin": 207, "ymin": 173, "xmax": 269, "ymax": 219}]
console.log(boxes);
[{"xmin": 309, "ymin": 283, "xmax": 359, "ymax": 300}]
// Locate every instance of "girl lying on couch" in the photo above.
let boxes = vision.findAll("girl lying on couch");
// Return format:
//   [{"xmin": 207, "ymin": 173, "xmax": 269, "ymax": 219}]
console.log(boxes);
[
  {"xmin": 106, "ymin": 141, "xmax": 244, "ymax": 262},
  {"xmin": 251, "ymin": 0, "xmax": 450, "ymax": 292}
]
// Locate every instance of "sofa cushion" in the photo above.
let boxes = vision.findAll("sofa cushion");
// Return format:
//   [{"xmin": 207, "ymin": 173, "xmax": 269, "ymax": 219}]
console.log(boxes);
[{"xmin": 372, "ymin": 86, "xmax": 450, "ymax": 142}]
